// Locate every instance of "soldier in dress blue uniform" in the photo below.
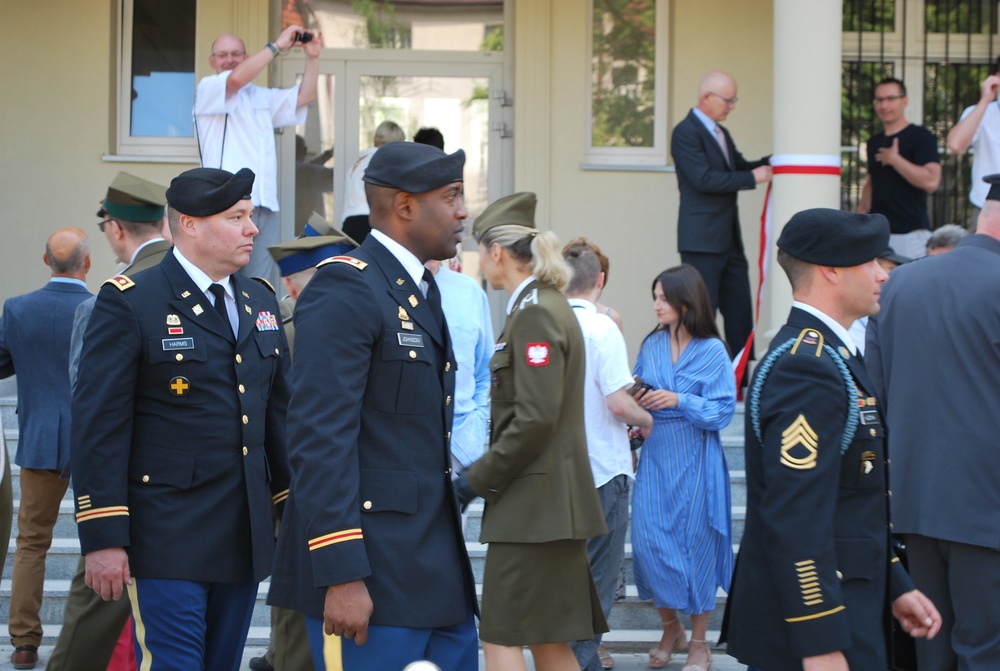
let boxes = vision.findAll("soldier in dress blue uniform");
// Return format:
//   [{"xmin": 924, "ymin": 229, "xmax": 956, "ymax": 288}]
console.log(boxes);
[
  {"xmin": 721, "ymin": 208, "xmax": 941, "ymax": 671},
  {"xmin": 268, "ymin": 142, "xmax": 478, "ymax": 671},
  {"xmin": 71, "ymin": 167, "xmax": 291, "ymax": 671}
]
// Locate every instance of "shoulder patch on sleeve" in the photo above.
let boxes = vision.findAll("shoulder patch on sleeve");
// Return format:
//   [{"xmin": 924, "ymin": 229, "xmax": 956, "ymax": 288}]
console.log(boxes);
[
  {"xmin": 103, "ymin": 275, "xmax": 135, "ymax": 292},
  {"xmin": 317, "ymin": 255, "xmax": 368, "ymax": 270},
  {"xmin": 780, "ymin": 414, "xmax": 819, "ymax": 470},
  {"xmin": 251, "ymin": 277, "xmax": 276, "ymax": 294},
  {"xmin": 790, "ymin": 328, "xmax": 824, "ymax": 357}
]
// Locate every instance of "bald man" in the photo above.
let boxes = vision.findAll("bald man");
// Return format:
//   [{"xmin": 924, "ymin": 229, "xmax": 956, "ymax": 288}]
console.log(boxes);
[
  {"xmin": 0, "ymin": 227, "xmax": 91, "ymax": 669},
  {"xmin": 671, "ymin": 71, "xmax": 771, "ymax": 363}
]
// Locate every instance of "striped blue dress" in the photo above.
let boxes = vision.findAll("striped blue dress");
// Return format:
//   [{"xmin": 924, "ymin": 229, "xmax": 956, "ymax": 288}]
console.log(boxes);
[{"xmin": 631, "ymin": 332, "xmax": 736, "ymax": 614}]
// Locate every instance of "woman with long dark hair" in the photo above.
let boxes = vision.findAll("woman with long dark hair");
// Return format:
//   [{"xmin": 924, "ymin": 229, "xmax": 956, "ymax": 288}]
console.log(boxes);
[{"xmin": 631, "ymin": 264, "xmax": 736, "ymax": 671}]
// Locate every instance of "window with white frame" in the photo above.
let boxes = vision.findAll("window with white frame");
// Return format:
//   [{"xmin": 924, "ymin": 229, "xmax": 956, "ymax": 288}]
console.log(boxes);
[
  {"xmin": 113, "ymin": 0, "xmax": 198, "ymax": 159},
  {"xmin": 586, "ymin": 0, "xmax": 668, "ymax": 167}
]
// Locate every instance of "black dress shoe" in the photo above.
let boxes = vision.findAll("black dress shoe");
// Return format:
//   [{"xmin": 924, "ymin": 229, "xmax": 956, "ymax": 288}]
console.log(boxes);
[
  {"xmin": 248, "ymin": 656, "xmax": 275, "ymax": 671},
  {"xmin": 11, "ymin": 645, "xmax": 39, "ymax": 670}
]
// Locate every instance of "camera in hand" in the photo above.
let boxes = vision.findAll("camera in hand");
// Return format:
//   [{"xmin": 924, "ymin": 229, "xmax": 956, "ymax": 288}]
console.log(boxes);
[{"xmin": 294, "ymin": 31, "xmax": 313, "ymax": 43}]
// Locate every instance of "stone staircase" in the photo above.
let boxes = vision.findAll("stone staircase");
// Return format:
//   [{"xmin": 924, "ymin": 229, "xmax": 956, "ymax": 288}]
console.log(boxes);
[{"xmin": 0, "ymin": 383, "xmax": 746, "ymax": 650}]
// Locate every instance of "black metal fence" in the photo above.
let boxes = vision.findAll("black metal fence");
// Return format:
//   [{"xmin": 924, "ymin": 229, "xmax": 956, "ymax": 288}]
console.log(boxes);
[{"xmin": 841, "ymin": 0, "xmax": 998, "ymax": 228}]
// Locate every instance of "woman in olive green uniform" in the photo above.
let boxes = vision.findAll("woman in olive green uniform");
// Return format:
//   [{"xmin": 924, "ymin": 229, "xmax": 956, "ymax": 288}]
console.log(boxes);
[{"xmin": 458, "ymin": 192, "xmax": 607, "ymax": 671}]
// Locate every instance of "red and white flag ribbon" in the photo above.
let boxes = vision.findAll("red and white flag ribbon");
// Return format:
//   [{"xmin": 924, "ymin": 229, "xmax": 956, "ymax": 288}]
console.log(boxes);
[{"xmin": 732, "ymin": 154, "xmax": 841, "ymax": 396}]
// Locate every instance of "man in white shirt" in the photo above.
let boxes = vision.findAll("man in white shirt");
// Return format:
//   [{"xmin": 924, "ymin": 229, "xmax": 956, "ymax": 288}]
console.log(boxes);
[
  {"xmin": 563, "ymin": 242, "xmax": 653, "ymax": 671},
  {"xmin": 195, "ymin": 25, "xmax": 321, "ymax": 288},
  {"xmin": 946, "ymin": 58, "xmax": 1000, "ymax": 226}
]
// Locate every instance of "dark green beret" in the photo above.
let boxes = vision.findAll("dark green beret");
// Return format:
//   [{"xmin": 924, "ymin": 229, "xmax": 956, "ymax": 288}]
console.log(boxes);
[
  {"xmin": 472, "ymin": 192, "xmax": 537, "ymax": 241},
  {"xmin": 984, "ymin": 173, "xmax": 1000, "ymax": 201},
  {"xmin": 166, "ymin": 167, "xmax": 255, "ymax": 217},
  {"xmin": 363, "ymin": 142, "xmax": 464, "ymax": 194},
  {"xmin": 777, "ymin": 208, "xmax": 889, "ymax": 267},
  {"xmin": 101, "ymin": 172, "xmax": 166, "ymax": 222}
]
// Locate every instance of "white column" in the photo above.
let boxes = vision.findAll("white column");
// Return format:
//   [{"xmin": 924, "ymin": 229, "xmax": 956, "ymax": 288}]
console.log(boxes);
[{"xmin": 765, "ymin": 0, "xmax": 843, "ymax": 342}]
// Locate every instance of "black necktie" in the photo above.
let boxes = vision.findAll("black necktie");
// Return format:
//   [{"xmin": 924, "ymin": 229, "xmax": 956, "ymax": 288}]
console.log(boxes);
[
  {"xmin": 422, "ymin": 268, "xmax": 446, "ymax": 335},
  {"xmin": 208, "ymin": 283, "xmax": 233, "ymax": 334}
]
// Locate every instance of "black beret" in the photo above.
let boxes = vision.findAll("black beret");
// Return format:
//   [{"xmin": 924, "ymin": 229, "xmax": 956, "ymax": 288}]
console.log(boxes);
[
  {"xmin": 777, "ymin": 208, "xmax": 889, "ymax": 267},
  {"xmin": 166, "ymin": 167, "xmax": 255, "ymax": 217},
  {"xmin": 363, "ymin": 142, "xmax": 464, "ymax": 194},
  {"xmin": 878, "ymin": 247, "xmax": 911, "ymax": 266},
  {"xmin": 102, "ymin": 172, "xmax": 166, "ymax": 222},
  {"xmin": 984, "ymin": 173, "xmax": 1000, "ymax": 201}
]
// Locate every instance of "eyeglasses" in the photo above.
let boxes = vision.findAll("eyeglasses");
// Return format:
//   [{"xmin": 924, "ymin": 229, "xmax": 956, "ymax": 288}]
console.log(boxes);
[
  {"xmin": 211, "ymin": 50, "xmax": 246, "ymax": 59},
  {"xmin": 709, "ymin": 92, "xmax": 738, "ymax": 106},
  {"xmin": 873, "ymin": 95, "xmax": 905, "ymax": 104},
  {"xmin": 97, "ymin": 219, "xmax": 113, "ymax": 232}
]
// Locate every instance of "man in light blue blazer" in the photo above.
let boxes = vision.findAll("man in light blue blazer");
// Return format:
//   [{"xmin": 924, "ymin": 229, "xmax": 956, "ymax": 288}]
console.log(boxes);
[{"xmin": 0, "ymin": 227, "xmax": 91, "ymax": 669}]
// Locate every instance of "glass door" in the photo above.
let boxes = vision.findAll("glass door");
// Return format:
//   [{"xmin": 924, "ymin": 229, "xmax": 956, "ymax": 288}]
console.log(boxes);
[{"xmin": 277, "ymin": 51, "xmax": 510, "ymax": 252}]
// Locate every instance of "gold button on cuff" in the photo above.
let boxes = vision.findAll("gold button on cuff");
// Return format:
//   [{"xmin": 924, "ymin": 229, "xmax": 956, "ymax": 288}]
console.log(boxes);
[
  {"xmin": 446, "ymin": 396, "xmax": 452, "ymax": 406},
  {"xmin": 363, "ymin": 501, "xmax": 373, "ymax": 510},
  {"xmin": 242, "ymin": 446, "xmax": 248, "ymax": 456},
  {"xmin": 142, "ymin": 475, "xmax": 150, "ymax": 483},
  {"xmin": 238, "ymin": 384, "xmax": 245, "ymax": 394},
  {"xmin": 836, "ymin": 570, "xmax": 843, "ymax": 579},
  {"xmin": 409, "ymin": 350, "xmax": 417, "ymax": 359},
  {"xmin": 175, "ymin": 353, "xmax": 184, "ymax": 361},
  {"xmin": 242, "ymin": 415, "xmax": 249, "ymax": 425},
  {"xmin": 887, "ymin": 490, "xmax": 893, "ymax": 497},
  {"xmin": 869, "ymin": 428, "xmax": 876, "ymax": 436},
  {"xmin": 236, "ymin": 354, "xmax": 243, "ymax": 364},
  {"xmin": 445, "ymin": 468, "xmax": 452, "ymax": 475},
  {"xmin": 274, "ymin": 348, "xmax": 280, "ymax": 355}
]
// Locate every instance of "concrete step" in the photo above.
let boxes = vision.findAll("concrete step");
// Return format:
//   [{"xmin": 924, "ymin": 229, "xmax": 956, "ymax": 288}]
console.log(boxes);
[{"xmin": 0, "ymin": 577, "xmax": 734, "ymax": 640}]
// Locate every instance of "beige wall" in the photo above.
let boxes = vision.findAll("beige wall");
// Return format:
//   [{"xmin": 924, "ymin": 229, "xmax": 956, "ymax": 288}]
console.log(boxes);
[
  {"xmin": 515, "ymin": 0, "xmax": 774, "ymax": 357},
  {"xmin": 3, "ymin": 0, "xmax": 775, "ymax": 365},
  {"xmin": 0, "ymin": 0, "xmax": 271, "ymax": 305}
]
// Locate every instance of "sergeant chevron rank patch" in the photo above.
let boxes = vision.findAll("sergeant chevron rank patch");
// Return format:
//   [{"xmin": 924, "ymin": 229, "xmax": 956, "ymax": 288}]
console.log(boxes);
[{"xmin": 781, "ymin": 414, "xmax": 818, "ymax": 470}]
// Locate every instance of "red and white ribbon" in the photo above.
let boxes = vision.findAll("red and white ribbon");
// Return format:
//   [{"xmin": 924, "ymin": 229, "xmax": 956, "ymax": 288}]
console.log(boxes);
[{"xmin": 733, "ymin": 154, "xmax": 841, "ymax": 395}]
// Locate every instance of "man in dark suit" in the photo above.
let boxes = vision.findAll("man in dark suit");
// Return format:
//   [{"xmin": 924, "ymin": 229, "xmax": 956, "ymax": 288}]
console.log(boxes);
[
  {"xmin": 671, "ymin": 71, "xmax": 771, "ymax": 359},
  {"xmin": 51, "ymin": 172, "xmax": 172, "ymax": 671},
  {"xmin": 268, "ymin": 142, "xmax": 478, "ymax": 671},
  {"xmin": 866, "ymin": 174, "xmax": 1000, "ymax": 670},
  {"xmin": 722, "ymin": 209, "xmax": 940, "ymax": 671},
  {"xmin": 71, "ymin": 167, "xmax": 291, "ymax": 671},
  {"xmin": 0, "ymin": 227, "xmax": 92, "ymax": 669}
]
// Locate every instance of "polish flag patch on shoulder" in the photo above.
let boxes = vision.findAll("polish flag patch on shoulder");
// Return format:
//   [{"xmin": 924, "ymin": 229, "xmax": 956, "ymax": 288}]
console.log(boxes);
[{"xmin": 526, "ymin": 342, "xmax": 550, "ymax": 366}]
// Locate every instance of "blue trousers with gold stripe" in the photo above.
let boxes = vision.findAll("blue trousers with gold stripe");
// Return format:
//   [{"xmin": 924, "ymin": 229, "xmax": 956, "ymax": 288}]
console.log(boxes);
[
  {"xmin": 304, "ymin": 605, "xmax": 478, "ymax": 671},
  {"xmin": 127, "ymin": 578, "xmax": 257, "ymax": 671}
]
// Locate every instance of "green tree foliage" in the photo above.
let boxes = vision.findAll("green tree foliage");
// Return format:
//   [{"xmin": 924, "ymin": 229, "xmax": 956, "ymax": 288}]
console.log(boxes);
[{"xmin": 591, "ymin": 0, "xmax": 656, "ymax": 147}]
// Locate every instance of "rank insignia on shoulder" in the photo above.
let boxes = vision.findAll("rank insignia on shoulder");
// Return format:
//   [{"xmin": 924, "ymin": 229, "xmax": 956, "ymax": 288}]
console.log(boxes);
[
  {"xmin": 780, "ymin": 414, "xmax": 818, "ymax": 470},
  {"xmin": 255, "ymin": 311, "xmax": 280, "ymax": 331},
  {"xmin": 104, "ymin": 275, "xmax": 135, "ymax": 291},
  {"xmin": 252, "ymin": 277, "xmax": 276, "ymax": 294},
  {"xmin": 791, "ymin": 329, "xmax": 824, "ymax": 357},
  {"xmin": 398, "ymin": 306, "xmax": 410, "ymax": 321},
  {"xmin": 526, "ymin": 342, "xmax": 550, "ymax": 366},
  {"xmin": 317, "ymin": 255, "xmax": 368, "ymax": 270}
]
